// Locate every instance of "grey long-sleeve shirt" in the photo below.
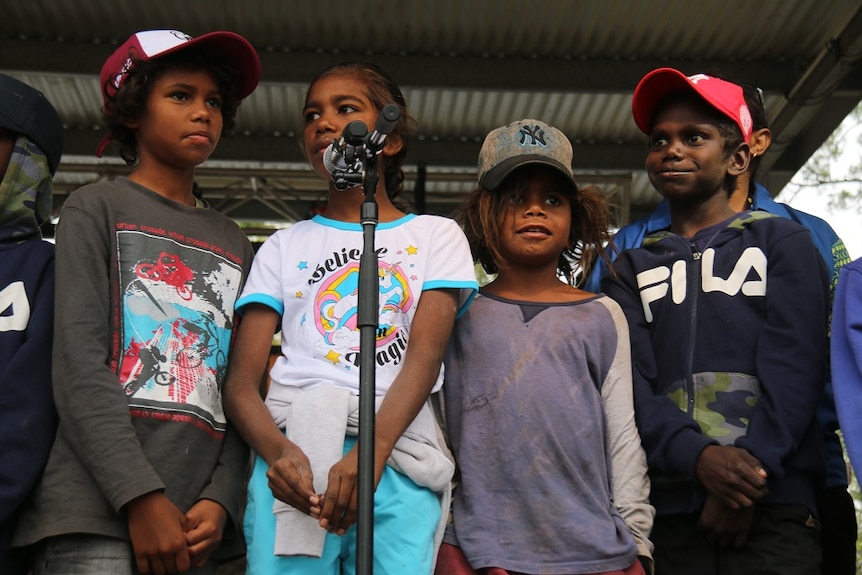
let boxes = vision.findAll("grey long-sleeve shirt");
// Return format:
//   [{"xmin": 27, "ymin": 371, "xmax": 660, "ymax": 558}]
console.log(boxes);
[
  {"xmin": 14, "ymin": 178, "xmax": 253, "ymax": 547},
  {"xmin": 443, "ymin": 291, "xmax": 653, "ymax": 574}
]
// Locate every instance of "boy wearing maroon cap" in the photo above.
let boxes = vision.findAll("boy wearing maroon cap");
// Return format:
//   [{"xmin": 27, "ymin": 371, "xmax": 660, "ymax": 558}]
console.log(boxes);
[
  {"xmin": 603, "ymin": 69, "xmax": 828, "ymax": 573},
  {"xmin": 13, "ymin": 30, "xmax": 260, "ymax": 574}
]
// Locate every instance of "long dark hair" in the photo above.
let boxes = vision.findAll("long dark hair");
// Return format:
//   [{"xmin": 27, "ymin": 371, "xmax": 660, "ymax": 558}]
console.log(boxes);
[{"xmin": 459, "ymin": 165, "xmax": 616, "ymax": 286}]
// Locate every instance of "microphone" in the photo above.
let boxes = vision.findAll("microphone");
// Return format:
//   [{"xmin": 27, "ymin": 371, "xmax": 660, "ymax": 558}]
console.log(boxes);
[
  {"xmin": 322, "ymin": 105, "xmax": 401, "ymax": 190},
  {"xmin": 364, "ymin": 104, "xmax": 401, "ymax": 154},
  {"xmin": 323, "ymin": 120, "xmax": 367, "ymax": 178}
]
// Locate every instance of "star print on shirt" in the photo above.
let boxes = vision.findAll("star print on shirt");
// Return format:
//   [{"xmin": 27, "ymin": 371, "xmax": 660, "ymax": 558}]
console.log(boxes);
[
  {"xmin": 406, "ymin": 245, "xmax": 418, "ymax": 255},
  {"xmin": 325, "ymin": 349, "xmax": 342, "ymax": 364},
  {"xmin": 295, "ymin": 291, "xmax": 303, "ymax": 298},
  {"xmin": 297, "ymin": 261, "xmax": 308, "ymax": 270}
]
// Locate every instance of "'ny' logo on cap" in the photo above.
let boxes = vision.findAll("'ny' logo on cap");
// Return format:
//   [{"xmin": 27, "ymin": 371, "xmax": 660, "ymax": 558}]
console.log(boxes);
[{"xmin": 518, "ymin": 125, "xmax": 547, "ymax": 146}]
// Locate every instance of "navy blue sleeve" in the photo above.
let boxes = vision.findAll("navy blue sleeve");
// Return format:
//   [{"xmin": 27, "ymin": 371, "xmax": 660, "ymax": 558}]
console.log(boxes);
[
  {"xmin": 832, "ymin": 260, "xmax": 862, "ymax": 476},
  {"xmin": 0, "ymin": 244, "xmax": 57, "ymax": 524},
  {"xmin": 735, "ymin": 228, "xmax": 828, "ymax": 478}
]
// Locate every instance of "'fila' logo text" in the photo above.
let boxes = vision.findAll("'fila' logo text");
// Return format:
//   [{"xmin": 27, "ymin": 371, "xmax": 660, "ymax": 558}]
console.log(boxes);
[
  {"xmin": 636, "ymin": 247, "xmax": 766, "ymax": 322},
  {"xmin": 0, "ymin": 281, "xmax": 30, "ymax": 332}
]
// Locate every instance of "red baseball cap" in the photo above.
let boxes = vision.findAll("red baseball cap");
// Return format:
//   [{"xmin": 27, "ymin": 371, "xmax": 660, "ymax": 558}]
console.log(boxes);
[
  {"xmin": 632, "ymin": 68, "xmax": 753, "ymax": 141},
  {"xmin": 97, "ymin": 29, "xmax": 260, "ymax": 157}
]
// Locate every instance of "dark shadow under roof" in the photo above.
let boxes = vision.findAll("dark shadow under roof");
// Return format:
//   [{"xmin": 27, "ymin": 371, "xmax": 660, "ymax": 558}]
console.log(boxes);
[{"xmin": 2, "ymin": 0, "xmax": 861, "ymax": 233}]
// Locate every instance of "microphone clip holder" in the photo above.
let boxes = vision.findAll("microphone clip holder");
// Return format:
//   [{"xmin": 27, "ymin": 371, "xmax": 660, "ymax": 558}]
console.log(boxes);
[
  {"xmin": 327, "ymin": 104, "xmax": 401, "ymax": 191},
  {"xmin": 330, "ymin": 121, "xmax": 369, "ymax": 190}
]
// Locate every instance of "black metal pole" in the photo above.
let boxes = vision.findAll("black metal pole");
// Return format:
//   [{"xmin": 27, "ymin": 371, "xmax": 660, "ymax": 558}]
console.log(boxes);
[
  {"xmin": 415, "ymin": 161, "xmax": 427, "ymax": 214},
  {"xmin": 356, "ymin": 154, "xmax": 379, "ymax": 575},
  {"xmin": 327, "ymin": 104, "xmax": 399, "ymax": 575}
]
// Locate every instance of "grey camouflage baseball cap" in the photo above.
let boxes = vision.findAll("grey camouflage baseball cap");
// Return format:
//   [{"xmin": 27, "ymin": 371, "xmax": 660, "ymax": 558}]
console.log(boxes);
[{"xmin": 477, "ymin": 119, "xmax": 577, "ymax": 191}]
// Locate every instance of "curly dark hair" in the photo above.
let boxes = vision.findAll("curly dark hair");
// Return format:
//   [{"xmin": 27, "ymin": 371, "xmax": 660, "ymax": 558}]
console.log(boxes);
[
  {"xmin": 102, "ymin": 46, "xmax": 243, "ymax": 165},
  {"xmin": 303, "ymin": 61, "xmax": 417, "ymax": 208},
  {"xmin": 459, "ymin": 165, "xmax": 616, "ymax": 286}
]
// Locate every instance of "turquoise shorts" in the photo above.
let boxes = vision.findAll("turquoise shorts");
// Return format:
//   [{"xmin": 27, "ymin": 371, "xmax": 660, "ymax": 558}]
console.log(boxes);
[{"xmin": 244, "ymin": 437, "xmax": 441, "ymax": 574}]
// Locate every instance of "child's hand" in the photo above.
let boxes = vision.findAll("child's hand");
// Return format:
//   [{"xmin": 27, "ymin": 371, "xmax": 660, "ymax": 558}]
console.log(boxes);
[
  {"xmin": 318, "ymin": 444, "xmax": 389, "ymax": 535},
  {"xmin": 698, "ymin": 493, "xmax": 754, "ymax": 548},
  {"xmin": 267, "ymin": 445, "xmax": 320, "ymax": 517},
  {"xmin": 126, "ymin": 490, "xmax": 191, "ymax": 574},
  {"xmin": 318, "ymin": 447, "xmax": 360, "ymax": 535},
  {"xmin": 185, "ymin": 499, "xmax": 228, "ymax": 569},
  {"xmin": 695, "ymin": 445, "xmax": 768, "ymax": 509}
]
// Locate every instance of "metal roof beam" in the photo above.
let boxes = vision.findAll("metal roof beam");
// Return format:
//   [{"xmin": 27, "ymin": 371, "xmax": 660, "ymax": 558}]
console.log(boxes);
[
  {"xmin": 59, "ymin": 129, "xmax": 648, "ymax": 171},
  {"xmin": 0, "ymin": 37, "xmax": 802, "ymax": 93},
  {"xmin": 763, "ymin": 4, "xmax": 862, "ymax": 195}
]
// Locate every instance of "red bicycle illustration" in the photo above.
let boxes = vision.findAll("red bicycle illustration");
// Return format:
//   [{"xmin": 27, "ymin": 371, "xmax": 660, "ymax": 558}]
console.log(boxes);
[{"xmin": 134, "ymin": 252, "xmax": 194, "ymax": 300}]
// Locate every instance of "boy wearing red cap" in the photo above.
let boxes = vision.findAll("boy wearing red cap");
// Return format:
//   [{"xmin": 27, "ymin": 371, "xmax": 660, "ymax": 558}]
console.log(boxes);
[
  {"xmin": 13, "ymin": 30, "xmax": 260, "ymax": 574},
  {"xmin": 603, "ymin": 69, "xmax": 828, "ymax": 573}
]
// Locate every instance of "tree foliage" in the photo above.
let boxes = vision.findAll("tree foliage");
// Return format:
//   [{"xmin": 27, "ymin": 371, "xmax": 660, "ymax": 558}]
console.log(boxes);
[{"xmin": 786, "ymin": 101, "xmax": 862, "ymax": 212}]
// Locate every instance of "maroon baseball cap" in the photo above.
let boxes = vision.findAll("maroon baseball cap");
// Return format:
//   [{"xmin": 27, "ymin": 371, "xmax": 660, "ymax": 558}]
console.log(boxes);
[
  {"xmin": 632, "ymin": 68, "xmax": 753, "ymax": 140},
  {"xmin": 97, "ymin": 29, "xmax": 260, "ymax": 157}
]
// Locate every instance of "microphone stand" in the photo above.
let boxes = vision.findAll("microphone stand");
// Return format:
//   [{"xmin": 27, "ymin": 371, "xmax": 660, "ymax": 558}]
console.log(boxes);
[
  {"xmin": 328, "ymin": 105, "xmax": 400, "ymax": 575},
  {"xmin": 355, "ymin": 142, "xmax": 379, "ymax": 575}
]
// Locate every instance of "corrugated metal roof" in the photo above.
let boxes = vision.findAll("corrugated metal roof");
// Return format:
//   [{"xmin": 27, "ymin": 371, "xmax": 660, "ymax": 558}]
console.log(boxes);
[
  {"xmin": 7, "ymin": 0, "xmax": 856, "ymax": 58},
  {"xmin": 2, "ymin": 0, "xmax": 862, "ymax": 227}
]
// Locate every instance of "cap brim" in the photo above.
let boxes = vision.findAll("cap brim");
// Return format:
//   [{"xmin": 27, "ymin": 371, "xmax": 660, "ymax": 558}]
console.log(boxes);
[
  {"xmin": 481, "ymin": 155, "xmax": 578, "ymax": 191},
  {"xmin": 631, "ymin": 68, "xmax": 693, "ymax": 135},
  {"xmin": 157, "ymin": 31, "xmax": 261, "ymax": 98}
]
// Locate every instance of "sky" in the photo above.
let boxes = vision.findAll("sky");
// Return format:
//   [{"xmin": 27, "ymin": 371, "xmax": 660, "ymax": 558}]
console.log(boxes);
[
  {"xmin": 784, "ymin": 188, "xmax": 861, "ymax": 260},
  {"xmin": 780, "ymin": 110, "xmax": 862, "ymax": 261}
]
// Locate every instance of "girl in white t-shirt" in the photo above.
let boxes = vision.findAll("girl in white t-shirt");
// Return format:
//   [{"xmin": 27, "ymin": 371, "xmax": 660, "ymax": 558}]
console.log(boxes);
[{"xmin": 223, "ymin": 62, "xmax": 477, "ymax": 574}]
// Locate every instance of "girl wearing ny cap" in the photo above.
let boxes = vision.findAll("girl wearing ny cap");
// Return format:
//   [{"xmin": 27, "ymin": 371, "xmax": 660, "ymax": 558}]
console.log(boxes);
[
  {"xmin": 436, "ymin": 119, "xmax": 653, "ymax": 575},
  {"xmin": 12, "ymin": 29, "xmax": 260, "ymax": 574}
]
